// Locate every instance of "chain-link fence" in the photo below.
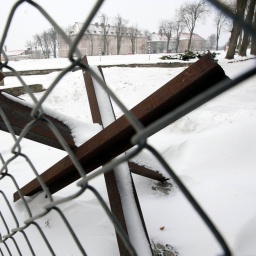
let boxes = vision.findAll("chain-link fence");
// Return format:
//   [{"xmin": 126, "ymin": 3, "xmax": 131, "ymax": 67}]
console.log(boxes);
[{"xmin": 0, "ymin": 0, "xmax": 255, "ymax": 255}]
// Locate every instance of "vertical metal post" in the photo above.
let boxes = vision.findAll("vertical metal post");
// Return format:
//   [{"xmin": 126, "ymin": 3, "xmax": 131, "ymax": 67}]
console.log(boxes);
[{"xmin": 81, "ymin": 56, "xmax": 152, "ymax": 256}]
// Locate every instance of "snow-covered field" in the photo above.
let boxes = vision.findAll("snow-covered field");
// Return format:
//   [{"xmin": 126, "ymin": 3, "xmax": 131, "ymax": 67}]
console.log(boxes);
[{"xmin": 1, "ymin": 52, "xmax": 256, "ymax": 255}]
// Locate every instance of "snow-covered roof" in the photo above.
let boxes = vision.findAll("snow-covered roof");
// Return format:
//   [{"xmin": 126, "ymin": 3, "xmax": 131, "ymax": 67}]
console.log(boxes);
[
  {"xmin": 179, "ymin": 33, "xmax": 205, "ymax": 41},
  {"xmin": 149, "ymin": 32, "xmax": 206, "ymax": 42},
  {"xmin": 71, "ymin": 22, "xmax": 144, "ymax": 37},
  {"xmin": 150, "ymin": 33, "xmax": 168, "ymax": 42},
  {"xmin": 5, "ymin": 50, "xmax": 25, "ymax": 56},
  {"xmin": 73, "ymin": 22, "xmax": 116, "ymax": 35}
]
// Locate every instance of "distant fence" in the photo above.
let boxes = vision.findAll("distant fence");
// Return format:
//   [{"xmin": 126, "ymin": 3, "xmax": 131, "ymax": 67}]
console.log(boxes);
[
  {"xmin": 0, "ymin": 0, "xmax": 256, "ymax": 255},
  {"xmin": 6, "ymin": 54, "xmax": 33, "ymax": 61},
  {"xmin": 3, "ymin": 62, "xmax": 190, "ymax": 77}
]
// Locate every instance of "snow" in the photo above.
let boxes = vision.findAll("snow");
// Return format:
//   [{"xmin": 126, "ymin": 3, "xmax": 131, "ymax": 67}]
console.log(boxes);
[
  {"xmin": 0, "ymin": 51, "xmax": 256, "ymax": 255},
  {"xmin": 90, "ymin": 66, "xmax": 152, "ymax": 255}
]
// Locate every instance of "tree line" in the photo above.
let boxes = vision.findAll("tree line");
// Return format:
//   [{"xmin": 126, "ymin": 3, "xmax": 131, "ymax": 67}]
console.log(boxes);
[
  {"xmin": 25, "ymin": 0, "xmax": 256, "ymax": 59},
  {"xmin": 159, "ymin": 0, "xmax": 256, "ymax": 59},
  {"xmin": 159, "ymin": 0, "xmax": 230, "ymax": 53},
  {"xmin": 225, "ymin": 0, "xmax": 256, "ymax": 59},
  {"xmin": 26, "ymin": 27, "xmax": 59, "ymax": 58},
  {"xmin": 93, "ymin": 13, "xmax": 142, "ymax": 55}
]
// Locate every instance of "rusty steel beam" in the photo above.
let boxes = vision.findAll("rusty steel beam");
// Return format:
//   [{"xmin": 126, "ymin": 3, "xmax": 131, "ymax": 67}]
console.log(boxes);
[
  {"xmin": 0, "ymin": 93, "xmax": 76, "ymax": 150},
  {"xmin": 0, "ymin": 70, "xmax": 167, "ymax": 182},
  {"xmin": 0, "ymin": 71, "xmax": 4, "ymax": 82},
  {"xmin": 14, "ymin": 53, "xmax": 229, "ymax": 201},
  {"xmin": 128, "ymin": 161, "xmax": 167, "ymax": 182}
]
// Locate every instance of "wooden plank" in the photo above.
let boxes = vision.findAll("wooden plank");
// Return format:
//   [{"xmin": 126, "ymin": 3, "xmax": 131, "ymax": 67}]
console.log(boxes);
[{"xmin": 14, "ymin": 53, "xmax": 229, "ymax": 201}]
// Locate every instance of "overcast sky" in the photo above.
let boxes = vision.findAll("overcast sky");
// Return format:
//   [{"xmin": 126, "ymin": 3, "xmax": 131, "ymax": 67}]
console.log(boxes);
[{"xmin": 0, "ymin": 0, "xmax": 229, "ymax": 51}]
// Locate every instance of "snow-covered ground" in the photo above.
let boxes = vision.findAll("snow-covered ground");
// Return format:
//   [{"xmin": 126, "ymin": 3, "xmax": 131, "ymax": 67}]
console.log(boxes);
[{"xmin": 1, "ymin": 51, "xmax": 256, "ymax": 255}]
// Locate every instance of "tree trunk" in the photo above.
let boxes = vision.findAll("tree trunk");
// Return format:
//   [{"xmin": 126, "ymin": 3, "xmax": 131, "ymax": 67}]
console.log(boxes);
[
  {"xmin": 166, "ymin": 38, "xmax": 170, "ymax": 53},
  {"xmin": 91, "ymin": 42, "xmax": 93, "ymax": 56},
  {"xmin": 237, "ymin": 30, "xmax": 243, "ymax": 52},
  {"xmin": 216, "ymin": 26, "xmax": 219, "ymax": 51},
  {"xmin": 131, "ymin": 39, "xmax": 136, "ymax": 54},
  {"xmin": 239, "ymin": 0, "xmax": 256, "ymax": 56},
  {"xmin": 239, "ymin": 31, "xmax": 250, "ymax": 56},
  {"xmin": 251, "ymin": 12, "xmax": 256, "ymax": 54},
  {"xmin": 188, "ymin": 30, "xmax": 194, "ymax": 51},
  {"xmin": 225, "ymin": 0, "xmax": 248, "ymax": 59},
  {"xmin": 0, "ymin": 53, "xmax": 4, "ymax": 85},
  {"xmin": 176, "ymin": 38, "xmax": 180, "ymax": 53},
  {"xmin": 54, "ymin": 43, "xmax": 57, "ymax": 58},
  {"xmin": 117, "ymin": 36, "xmax": 121, "ymax": 55}
]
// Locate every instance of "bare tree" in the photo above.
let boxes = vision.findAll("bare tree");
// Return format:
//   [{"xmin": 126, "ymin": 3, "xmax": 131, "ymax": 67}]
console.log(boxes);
[
  {"xmin": 128, "ymin": 25, "xmax": 139, "ymax": 54},
  {"xmin": 41, "ymin": 31, "xmax": 50, "ymax": 58},
  {"xmin": 207, "ymin": 34, "xmax": 217, "ymax": 49},
  {"xmin": 239, "ymin": 0, "xmax": 256, "ymax": 56},
  {"xmin": 159, "ymin": 20, "xmax": 175, "ymax": 53},
  {"xmin": 65, "ymin": 24, "xmax": 74, "ymax": 37},
  {"xmin": 179, "ymin": 0, "xmax": 209, "ymax": 51},
  {"xmin": 85, "ymin": 32, "xmax": 94, "ymax": 55},
  {"xmin": 173, "ymin": 15, "xmax": 185, "ymax": 53},
  {"xmin": 251, "ymin": 6, "xmax": 256, "ymax": 54},
  {"xmin": 214, "ymin": 8, "xmax": 229, "ymax": 50},
  {"xmin": 64, "ymin": 24, "xmax": 75, "ymax": 51},
  {"xmin": 25, "ymin": 40, "xmax": 34, "ymax": 51},
  {"xmin": 114, "ymin": 14, "xmax": 128, "ymax": 55},
  {"xmin": 48, "ymin": 27, "xmax": 58, "ymax": 58},
  {"xmin": 143, "ymin": 29, "xmax": 151, "ymax": 39},
  {"xmin": 225, "ymin": 0, "xmax": 248, "ymax": 59},
  {"xmin": 34, "ymin": 34, "xmax": 45, "ymax": 57},
  {"xmin": 99, "ymin": 13, "xmax": 111, "ymax": 55}
]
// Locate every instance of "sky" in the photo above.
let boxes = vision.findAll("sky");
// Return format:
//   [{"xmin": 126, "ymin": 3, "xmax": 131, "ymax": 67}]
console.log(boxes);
[{"xmin": 0, "ymin": 0, "xmax": 230, "ymax": 51}]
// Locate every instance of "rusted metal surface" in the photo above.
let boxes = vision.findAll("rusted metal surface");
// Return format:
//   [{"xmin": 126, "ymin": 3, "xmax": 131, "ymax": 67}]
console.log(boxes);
[
  {"xmin": 14, "ymin": 53, "xmax": 230, "ymax": 202},
  {"xmin": 81, "ymin": 57, "xmax": 102, "ymax": 124},
  {"xmin": 128, "ymin": 161, "xmax": 167, "ymax": 182},
  {"xmin": 0, "ymin": 71, "xmax": 4, "ymax": 82},
  {"xmin": 0, "ymin": 93, "xmax": 76, "ymax": 150}
]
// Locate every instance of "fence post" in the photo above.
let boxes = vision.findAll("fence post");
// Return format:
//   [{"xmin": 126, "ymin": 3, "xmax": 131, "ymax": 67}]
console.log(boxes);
[{"xmin": 81, "ymin": 55, "xmax": 153, "ymax": 255}]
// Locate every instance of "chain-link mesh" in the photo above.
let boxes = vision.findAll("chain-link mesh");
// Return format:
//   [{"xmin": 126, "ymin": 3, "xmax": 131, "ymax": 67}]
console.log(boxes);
[{"xmin": 0, "ymin": 0, "xmax": 255, "ymax": 255}]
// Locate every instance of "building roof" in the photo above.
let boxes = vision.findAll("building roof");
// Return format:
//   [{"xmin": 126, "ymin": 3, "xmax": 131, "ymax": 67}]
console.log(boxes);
[
  {"xmin": 5, "ymin": 50, "xmax": 25, "ymax": 56},
  {"xmin": 149, "ymin": 32, "xmax": 206, "ymax": 42},
  {"xmin": 150, "ymin": 33, "xmax": 168, "ymax": 42},
  {"xmin": 179, "ymin": 33, "xmax": 205, "ymax": 41},
  {"xmin": 70, "ymin": 22, "xmax": 144, "ymax": 37}
]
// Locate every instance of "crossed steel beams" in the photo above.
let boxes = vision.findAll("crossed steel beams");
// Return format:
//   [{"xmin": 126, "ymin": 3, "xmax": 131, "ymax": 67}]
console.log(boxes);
[
  {"xmin": 0, "ymin": 53, "xmax": 229, "ymax": 254},
  {"xmin": 11, "ymin": 53, "xmax": 228, "ymax": 201},
  {"xmin": 0, "ymin": 92, "xmax": 164, "ymax": 183}
]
